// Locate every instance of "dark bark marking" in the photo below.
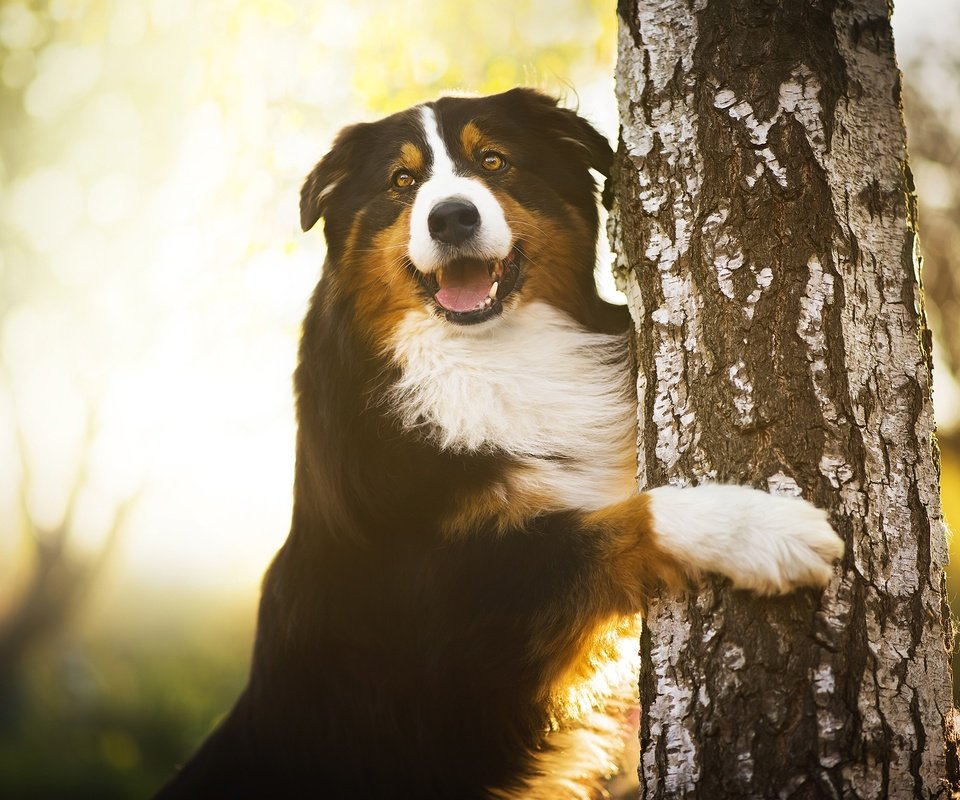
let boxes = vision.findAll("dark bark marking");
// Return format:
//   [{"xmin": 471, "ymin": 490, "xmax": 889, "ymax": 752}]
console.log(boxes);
[
  {"xmin": 693, "ymin": 0, "xmax": 846, "ymax": 146},
  {"xmin": 850, "ymin": 15, "xmax": 893, "ymax": 54},
  {"xmin": 858, "ymin": 177, "xmax": 906, "ymax": 221},
  {"xmin": 617, "ymin": 0, "xmax": 643, "ymax": 50}
]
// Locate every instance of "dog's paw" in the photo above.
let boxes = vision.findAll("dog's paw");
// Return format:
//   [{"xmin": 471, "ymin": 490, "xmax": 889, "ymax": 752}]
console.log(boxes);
[
  {"xmin": 647, "ymin": 484, "xmax": 844, "ymax": 595},
  {"xmin": 722, "ymin": 491, "xmax": 844, "ymax": 594}
]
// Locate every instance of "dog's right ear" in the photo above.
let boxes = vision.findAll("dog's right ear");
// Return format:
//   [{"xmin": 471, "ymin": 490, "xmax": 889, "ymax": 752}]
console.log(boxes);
[
  {"xmin": 499, "ymin": 88, "xmax": 615, "ymax": 209},
  {"xmin": 300, "ymin": 124, "xmax": 363, "ymax": 233}
]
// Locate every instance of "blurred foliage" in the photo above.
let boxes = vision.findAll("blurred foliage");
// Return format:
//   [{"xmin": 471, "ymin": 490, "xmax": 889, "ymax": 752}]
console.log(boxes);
[
  {"xmin": 349, "ymin": 0, "xmax": 615, "ymax": 112},
  {"xmin": 905, "ymin": 64, "xmax": 960, "ymax": 381},
  {"xmin": 941, "ymin": 444, "xmax": 960, "ymax": 704},
  {"xmin": 0, "ymin": 1, "xmax": 618, "ymax": 798},
  {"xmin": 901, "ymin": 46, "xmax": 960, "ymax": 701},
  {"xmin": 0, "ymin": 0, "xmax": 620, "ymax": 596},
  {"xmin": 0, "ymin": 590, "xmax": 254, "ymax": 799}
]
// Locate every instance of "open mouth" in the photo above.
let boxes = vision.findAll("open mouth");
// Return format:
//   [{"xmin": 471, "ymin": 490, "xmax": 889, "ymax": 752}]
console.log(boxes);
[{"xmin": 410, "ymin": 245, "xmax": 523, "ymax": 325}]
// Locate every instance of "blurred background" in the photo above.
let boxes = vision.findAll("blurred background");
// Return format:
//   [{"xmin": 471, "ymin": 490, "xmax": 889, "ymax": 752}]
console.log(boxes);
[{"xmin": 0, "ymin": 1, "xmax": 955, "ymax": 797}]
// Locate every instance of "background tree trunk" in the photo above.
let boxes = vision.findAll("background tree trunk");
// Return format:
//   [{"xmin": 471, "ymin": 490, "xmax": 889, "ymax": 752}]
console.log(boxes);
[{"xmin": 609, "ymin": 0, "xmax": 958, "ymax": 796}]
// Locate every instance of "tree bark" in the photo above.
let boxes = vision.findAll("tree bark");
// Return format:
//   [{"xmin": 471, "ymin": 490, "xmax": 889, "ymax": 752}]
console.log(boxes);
[{"xmin": 609, "ymin": 1, "xmax": 958, "ymax": 797}]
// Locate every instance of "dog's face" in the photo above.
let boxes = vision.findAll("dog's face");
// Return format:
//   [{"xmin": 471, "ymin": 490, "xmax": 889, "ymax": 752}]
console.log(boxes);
[{"xmin": 300, "ymin": 88, "xmax": 613, "ymax": 341}]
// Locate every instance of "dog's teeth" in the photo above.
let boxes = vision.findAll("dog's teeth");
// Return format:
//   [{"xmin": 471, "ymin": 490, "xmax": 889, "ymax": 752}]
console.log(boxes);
[
  {"xmin": 484, "ymin": 297, "xmax": 493, "ymax": 308},
  {"xmin": 489, "ymin": 281, "xmax": 499, "ymax": 300}
]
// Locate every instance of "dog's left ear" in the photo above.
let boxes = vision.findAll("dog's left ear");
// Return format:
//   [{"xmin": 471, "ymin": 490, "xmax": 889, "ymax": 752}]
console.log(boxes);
[
  {"xmin": 504, "ymin": 88, "xmax": 615, "ymax": 209},
  {"xmin": 300, "ymin": 123, "xmax": 365, "ymax": 232}
]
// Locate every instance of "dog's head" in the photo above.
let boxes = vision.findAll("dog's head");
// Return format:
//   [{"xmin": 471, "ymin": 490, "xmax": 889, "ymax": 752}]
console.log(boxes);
[{"xmin": 300, "ymin": 88, "xmax": 613, "ymax": 340}]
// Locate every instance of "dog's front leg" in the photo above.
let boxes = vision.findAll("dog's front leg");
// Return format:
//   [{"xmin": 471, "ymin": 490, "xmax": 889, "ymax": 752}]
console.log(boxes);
[
  {"xmin": 519, "ymin": 484, "xmax": 842, "ymax": 692},
  {"xmin": 583, "ymin": 484, "xmax": 844, "ymax": 617}
]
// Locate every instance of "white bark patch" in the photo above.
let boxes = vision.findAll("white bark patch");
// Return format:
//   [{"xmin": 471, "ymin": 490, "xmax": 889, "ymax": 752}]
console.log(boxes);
[
  {"xmin": 616, "ymin": 0, "xmax": 705, "ymax": 163},
  {"xmin": 618, "ymin": 266, "xmax": 650, "ymax": 487},
  {"xmin": 813, "ymin": 662, "xmax": 843, "ymax": 768},
  {"xmin": 798, "ymin": 255, "xmax": 840, "ymax": 425},
  {"xmin": 702, "ymin": 208, "xmax": 771, "ymax": 320},
  {"xmin": 722, "ymin": 642, "xmax": 745, "ymax": 673},
  {"xmin": 714, "ymin": 64, "xmax": 826, "ymax": 188},
  {"xmin": 616, "ymin": 32, "xmax": 652, "ymax": 161},
  {"xmin": 643, "ymin": 613, "xmax": 701, "ymax": 794},
  {"xmin": 745, "ymin": 265, "xmax": 773, "ymax": 320},
  {"xmin": 702, "ymin": 208, "xmax": 742, "ymax": 300},
  {"xmin": 820, "ymin": 23, "xmax": 947, "ymax": 758},
  {"xmin": 778, "ymin": 65, "xmax": 827, "ymax": 158},
  {"xmin": 744, "ymin": 161, "xmax": 765, "ymax": 189},
  {"xmin": 736, "ymin": 751, "xmax": 755, "ymax": 786},
  {"xmin": 766, "ymin": 470, "xmax": 802, "ymax": 497},
  {"xmin": 714, "ymin": 91, "xmax": 788, "ymax": 187},
  {"xmin": 804, "ymin": 4, "xmax": 948, "ymax": 793},
  {"xmin": 715, "ymin": 246, "xmax": 744, "ymax": 300},
  {"xmin": 727, "ymin": 361, "xmax": 754, "ymax": 427},
  {"xmin": 644, "ymin": 195, "xmax": 702, "ymax": 472},
  {"xmin": 819, "ymin": 453, "xmax": 855, "ymax": 489},
  {"xmin": 617, "ymin": 10, "xmax": 711, "ymax": 781}
]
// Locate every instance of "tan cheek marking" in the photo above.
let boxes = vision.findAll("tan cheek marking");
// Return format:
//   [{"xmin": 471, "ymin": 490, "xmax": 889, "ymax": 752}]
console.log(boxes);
[
  {"xmin": 345, "ymin": 206, "xmax": 424, "ymax": 350},
  {"xmin": 492, "ymin": 191, "xmax": 598, "ymax": 327},
  {"xmin": 399, "ymin": 142, "xmax": 424, "ymax": 174}
]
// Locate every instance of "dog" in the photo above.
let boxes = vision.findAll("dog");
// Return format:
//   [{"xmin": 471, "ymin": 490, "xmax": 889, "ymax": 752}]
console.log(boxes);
[{"xmin": 155, "ymin": 88, "xmax": 844, "ymax": 799}]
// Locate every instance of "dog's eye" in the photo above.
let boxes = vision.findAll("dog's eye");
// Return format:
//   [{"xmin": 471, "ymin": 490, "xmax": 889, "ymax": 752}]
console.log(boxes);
[
  {"xmin": 480, "ymin": 152, "xmax": 506, "ymax": 171},
  {"xmin": 393, "ymin": 170, "xmax": 416, "ymax": 189}
]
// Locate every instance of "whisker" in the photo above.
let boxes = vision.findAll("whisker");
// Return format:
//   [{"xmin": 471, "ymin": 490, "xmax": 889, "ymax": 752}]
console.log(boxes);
[
  {"xmin": 502, "ymin": 216, "xmax": 551, "ymax": 238},
  {"xmin": 350, "ymin": 244, "xmax": 410, "ymax": 253}
]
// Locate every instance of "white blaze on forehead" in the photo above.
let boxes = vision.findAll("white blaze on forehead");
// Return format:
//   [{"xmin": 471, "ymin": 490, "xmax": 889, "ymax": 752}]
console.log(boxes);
[
  {"xmin": 408, "ymin": 106, "xmax": 512, "ymax": 274},
  {"xmin": 420, "ymin": 105, "xmax": 456, "ymax": 180}
]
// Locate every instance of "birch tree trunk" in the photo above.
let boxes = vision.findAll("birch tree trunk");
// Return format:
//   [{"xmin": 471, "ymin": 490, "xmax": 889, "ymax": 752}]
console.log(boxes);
[{"xmin": 609, "ymin": 1, "xmax": 959, "ymax": 796}]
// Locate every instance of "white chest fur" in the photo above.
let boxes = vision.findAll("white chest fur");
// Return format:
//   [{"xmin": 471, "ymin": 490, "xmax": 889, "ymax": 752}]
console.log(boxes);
[{"xmin": 387, "ymin": 302, "xmax": 638, "ymax": 510}]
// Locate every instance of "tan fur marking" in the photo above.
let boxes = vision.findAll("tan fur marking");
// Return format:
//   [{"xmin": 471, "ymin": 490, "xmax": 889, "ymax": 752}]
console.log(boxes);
[
  {"xmin": 460, "ymin": 121, "xmax": 513, "ymax": 163},
  {"xmin": 434, "ymin": 467, "xmax": 657, "ymax": 800},
  {"xmin": 490, "ymin": 191, "xmax": 603, "ymax": 330},
  {"xmin": 345, "ymin": 207, "xmax": 423, "ymax": 349},
  {"xmin": 490, "ymin": 494, "xmax": 686, "ymax": 800},
  {"xmin": 460, "ymin": 122, "xmax": 485, "ymax": 156},
  {"xmin": 439, "ymin": 473, "xmax": 551, "ymax": 539},
  {"xmin": 527, "ymin": 494, "xmax": 685, "ymax": 698},
  {"xmin": 586, "ymin": 494, "xmax": 687, "ymax": 612},
  {"xmin": 399, "ymin": 142, "xmax": 424, "ymax": 174},
  {"xmin": 433, "ymin": 454, "xmax": 656, "ymax": 794}
]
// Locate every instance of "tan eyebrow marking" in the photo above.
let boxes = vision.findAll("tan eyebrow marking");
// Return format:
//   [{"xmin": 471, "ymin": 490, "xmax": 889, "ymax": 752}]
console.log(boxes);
[
  {"xmin": 400, "ymin": 142, "xmax": 425, "ymax": 173},
  {"xmin": 460, "ymin": 122, "xmax": 484, "ymax": 155}
]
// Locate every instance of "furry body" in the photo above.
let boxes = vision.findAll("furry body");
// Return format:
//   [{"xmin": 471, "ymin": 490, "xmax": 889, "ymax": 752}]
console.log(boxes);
[{"xmin": 156, "ymin": 89, "xmax": 843, "ymax": 799}]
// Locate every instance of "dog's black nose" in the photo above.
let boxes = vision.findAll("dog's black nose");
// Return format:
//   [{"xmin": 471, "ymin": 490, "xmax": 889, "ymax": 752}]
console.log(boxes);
[{"xmin": 428, "ymin": 199, "xmax": 480, "ymax": 246}]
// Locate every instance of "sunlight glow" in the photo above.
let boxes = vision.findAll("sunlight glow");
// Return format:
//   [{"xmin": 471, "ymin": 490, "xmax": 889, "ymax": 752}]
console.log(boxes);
[{"xmin": 0, "ymin": 0, "xmax": 618, "ymax": 595}]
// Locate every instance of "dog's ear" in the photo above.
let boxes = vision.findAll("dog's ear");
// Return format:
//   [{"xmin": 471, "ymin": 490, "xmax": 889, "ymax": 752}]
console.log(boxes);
[
  {"xmin": 300, "ymin": 123, "xmax": 364, "ymax": 232},
  {"xmin": 503, "ymin": 88, "xmax": 615, "ymax": 209}
]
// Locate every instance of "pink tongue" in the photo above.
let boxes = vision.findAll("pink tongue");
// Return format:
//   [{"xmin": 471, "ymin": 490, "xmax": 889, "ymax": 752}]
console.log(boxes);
[{"xmin": 434, "ymin": 260, "xmax": 493, "ymax": 313}]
